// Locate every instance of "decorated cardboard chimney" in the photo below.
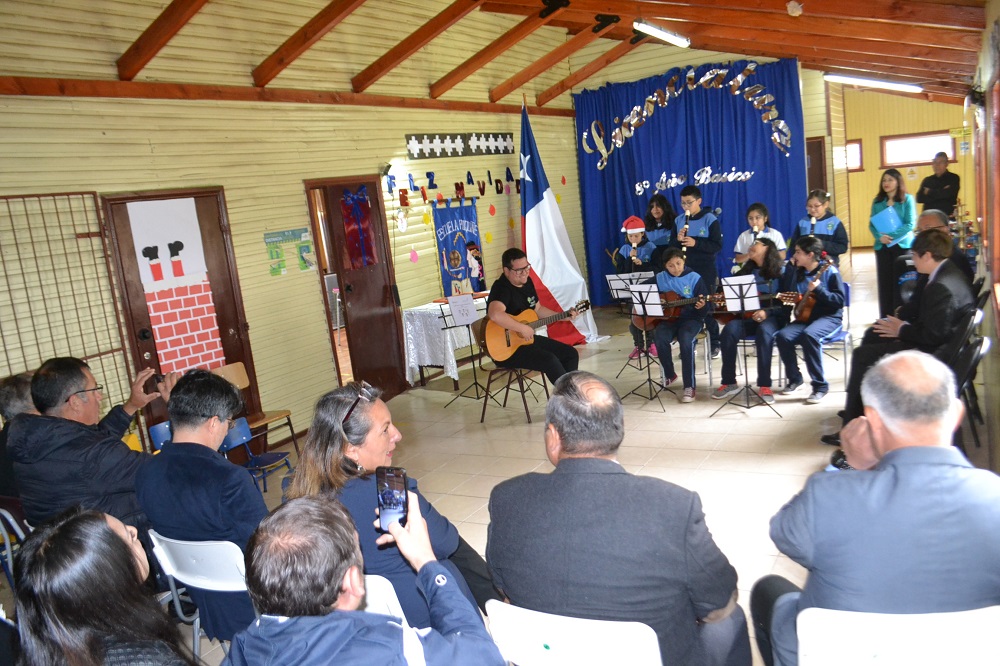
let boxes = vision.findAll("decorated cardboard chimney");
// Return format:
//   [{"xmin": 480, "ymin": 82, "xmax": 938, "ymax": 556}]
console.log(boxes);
[
  {"xmin": 141, "ymin": 246, "xmax": 163, "ymax": 281},
  {"xmin": 168, "ymin": 240, "xmax": 185, "ymax": 277}
]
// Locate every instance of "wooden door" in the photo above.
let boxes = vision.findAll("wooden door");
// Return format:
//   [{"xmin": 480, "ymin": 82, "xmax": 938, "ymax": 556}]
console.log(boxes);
[
  {"xmin": 806, "ymin": 137, "xmax": 828, "ymax": 195},
  {"xmin": 103, "ymin": 188, "xmax": 261, "ymax": 424},
  {"xmin": 306, "ymin": 177, "xmax": 407, "ymax": 399}
]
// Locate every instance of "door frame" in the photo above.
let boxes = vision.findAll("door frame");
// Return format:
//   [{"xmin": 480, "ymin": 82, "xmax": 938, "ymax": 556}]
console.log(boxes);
[
  {"xmin": 303, "ymin": 174, "xmax": 408, "ymax": 398},
  {"xmin": 101, "ymin": 186, "xmax": 262, "ymax": 418},
  {"xmin": 806, "ymin": 136, "xmax": 829, "ymax": 196}
]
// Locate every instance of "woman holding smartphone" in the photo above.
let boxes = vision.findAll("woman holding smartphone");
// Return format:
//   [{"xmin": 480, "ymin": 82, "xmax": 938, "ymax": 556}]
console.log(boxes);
[
  {"xmin": 284, "ymin": 382, "xmax": 495, "ymax": 628},
  {"xmin": 870, "ymin": 169, "xmax": 916, "ymax": 317}
]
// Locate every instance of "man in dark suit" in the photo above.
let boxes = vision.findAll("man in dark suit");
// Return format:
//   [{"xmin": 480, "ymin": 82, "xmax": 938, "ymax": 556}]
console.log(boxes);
[
  {"xmin": 891, "ymin": 209, "xmax": 973, "ymax": 312},
  {"xmin": 822, "ymin": 228, "xmax": 975, "ymax": 446},
  {"xmin": 486, "ymin": 371, "xmax": 751, "ymax": 666},
  {"xmin": 752, "ymin": 351, "xmax": 1000, "ymax": 666},
  {"xmin": 136, "ymin": 369, "xmax": 267, "ymax": 642}
]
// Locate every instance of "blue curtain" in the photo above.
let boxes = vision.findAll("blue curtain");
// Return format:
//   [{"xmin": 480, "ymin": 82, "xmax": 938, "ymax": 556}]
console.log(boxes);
[{"xmin": 574, "ymin": 58, "xmax": 806, "ymax": 305}]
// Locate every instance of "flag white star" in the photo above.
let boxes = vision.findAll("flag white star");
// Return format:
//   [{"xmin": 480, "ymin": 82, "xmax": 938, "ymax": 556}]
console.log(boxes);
[{"xmin": 520, "ymin": 153, "xmax": 532, "ymax": 182}]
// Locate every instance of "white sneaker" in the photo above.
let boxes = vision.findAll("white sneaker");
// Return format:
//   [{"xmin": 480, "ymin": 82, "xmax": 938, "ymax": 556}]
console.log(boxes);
[{"xmin": 681, "ymin": 387, "xmax": 696, "ymax": 403}]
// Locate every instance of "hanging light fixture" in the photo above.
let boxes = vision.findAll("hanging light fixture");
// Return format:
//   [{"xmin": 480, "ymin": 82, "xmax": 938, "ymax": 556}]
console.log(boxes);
[
  {"xmin": 632, "ymin": 20, "xmax": 690, "ymax": 49},
  {"xmin": 823, "ymin": 74, "xmax": 922, "ymax": 94}
]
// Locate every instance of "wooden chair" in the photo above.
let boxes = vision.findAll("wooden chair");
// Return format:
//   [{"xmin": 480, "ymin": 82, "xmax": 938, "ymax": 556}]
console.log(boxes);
[{"xmin": 211, "ymin": 362, "xmax": 300, "ymax": 456}]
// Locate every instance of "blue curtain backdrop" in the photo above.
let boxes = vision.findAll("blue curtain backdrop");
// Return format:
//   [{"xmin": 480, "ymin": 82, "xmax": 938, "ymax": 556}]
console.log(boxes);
[{"xmin": 574, "ymin": 58, "xmax": 806, "ymax": 306}]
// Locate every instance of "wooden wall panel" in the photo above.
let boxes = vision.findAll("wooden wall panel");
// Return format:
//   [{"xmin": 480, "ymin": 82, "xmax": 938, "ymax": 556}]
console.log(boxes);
[{"xmin": 826, "ymin": 82, "xmax": 852, "ymax": 255}]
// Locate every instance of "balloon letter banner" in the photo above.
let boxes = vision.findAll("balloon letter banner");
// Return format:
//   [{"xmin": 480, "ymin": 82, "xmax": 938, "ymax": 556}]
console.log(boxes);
[{"xmin": 432, "ymin": 200, "xmax": 483, "ymax": 296}]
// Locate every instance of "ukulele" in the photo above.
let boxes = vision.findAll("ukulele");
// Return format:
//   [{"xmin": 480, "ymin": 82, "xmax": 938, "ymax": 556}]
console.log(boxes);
[
  {"xmin": 482, "ymin": 300, "xmax": 590, "ymax": 362},
  {"xmin": 793, "ymin": 261, "xmax": 830, "ymax": 323},
  {"xmin": 712, "ymin": 292, "xmax": 799, "ymax": 325},
  {"xmin": 631, "ymin": 292, "xmax": 723, "ymax": 331}
]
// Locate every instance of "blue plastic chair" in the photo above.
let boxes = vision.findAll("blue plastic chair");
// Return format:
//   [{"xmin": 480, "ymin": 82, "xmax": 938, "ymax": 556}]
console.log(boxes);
[
  {"xmin": 218, "ymin": 417, "xmax": 291, "ymax": 493},
  {"xmin": 149, "ymin": 421, "xmax": 172, "ymax": 451},
  {"xmin": 820, "ymin": 282, "xmax": 853, "ymax": 386}
]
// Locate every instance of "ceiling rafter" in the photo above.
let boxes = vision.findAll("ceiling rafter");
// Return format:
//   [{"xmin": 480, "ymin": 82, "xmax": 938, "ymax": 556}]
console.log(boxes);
[
  {"xmin": 116, "ymin": 0, "xmax": 210, "ymax": 81},
  {"xmin": 536, "ymin": 35, "xmax": 647, "ymax": 106},
  {"xmin": 352, "ymin": 0, "xmax": 485, "ymax": 93},
  {"xmin": 252, "ymin": 0, "xmax": 369, "ymax": 87},
  {"xmin": 489, "ymin": 16, "xmax": 620, "ymax": 102},
  {"xmin": 430, "ymin": 7, "xmax": 569, "ymax": 99}
]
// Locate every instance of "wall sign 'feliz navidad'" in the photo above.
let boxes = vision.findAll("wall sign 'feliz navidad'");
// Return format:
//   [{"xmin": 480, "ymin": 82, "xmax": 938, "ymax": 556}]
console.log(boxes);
[
  {"xmin": 581, "ymin": 62, "xmax": 793, "ymax": 171},
  {"xmin": 387, "ymin": 168, "xmax": 523, "ymax": 207}
]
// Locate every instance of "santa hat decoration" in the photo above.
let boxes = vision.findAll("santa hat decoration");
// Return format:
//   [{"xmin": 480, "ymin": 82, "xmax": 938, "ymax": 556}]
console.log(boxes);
[{"xmin": 621, "ymin": 215, "xmax": 645, "ymax": 234}]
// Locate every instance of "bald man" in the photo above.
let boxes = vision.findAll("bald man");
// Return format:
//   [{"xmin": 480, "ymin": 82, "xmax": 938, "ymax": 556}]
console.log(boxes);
[
  {"xmin": 752, "ymin": 350, "xmax": 1000, "ymax": 666},
  {"xmin": 487, "ymin": 371, "xmax": 750, "ymax": 666}
]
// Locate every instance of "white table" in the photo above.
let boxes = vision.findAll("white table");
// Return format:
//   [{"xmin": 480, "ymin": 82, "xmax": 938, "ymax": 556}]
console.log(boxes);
[{"xmin": 402, "ymin": 297, "xmax": 488, "ymax": 386}]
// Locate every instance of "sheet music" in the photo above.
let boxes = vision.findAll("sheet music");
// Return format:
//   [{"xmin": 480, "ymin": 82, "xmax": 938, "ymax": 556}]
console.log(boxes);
[
  {"xmin": 446, "ymin": 293, "xmax": 479, "ymax": 327},
  {"xmin": 630, "ymin": 284, "xmax": 664, "ymax": 317},
  {"xmin": 606, "ymin": 272, "xmax": 654, "ymax": 299},
  {"xmin": 720, "ymin": 275, "xmax": 761, "ymax": 311}
]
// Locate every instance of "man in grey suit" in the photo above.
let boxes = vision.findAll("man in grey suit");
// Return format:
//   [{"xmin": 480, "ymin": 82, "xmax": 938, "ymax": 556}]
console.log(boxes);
[
  {"xmin": 752, "ymin": 350, "xmax": 1000, "ymax": 666},
  {"xmin": 487, "ymin": 371, "xmax": 751, "ymax": 666}
]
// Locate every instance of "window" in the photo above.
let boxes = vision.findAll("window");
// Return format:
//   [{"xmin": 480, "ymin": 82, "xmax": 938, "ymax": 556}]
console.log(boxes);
[
  {"xmin": 846, "ymin": 139, "xmax": 863, "ymax": 172},
  {"xmin": 880, "ymin": 131, "xmax": 955, "ymax": 169}
]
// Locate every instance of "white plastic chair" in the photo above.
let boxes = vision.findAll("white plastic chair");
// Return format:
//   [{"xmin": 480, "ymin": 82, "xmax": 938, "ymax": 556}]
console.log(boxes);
[
  {"xmin": 148, "ymin": 529, "xmax": 250, "ymax": 661},
  {"xmin": 798, "ymin": 605, "xmax": 1000, "ymax": 665},
  {"xmin": 485, "ymin": 599, "xmax": 661, "ymax": 665},
  {"xmin": 362, "ymin": 574, "xmax": 410, "ymax": 627}
]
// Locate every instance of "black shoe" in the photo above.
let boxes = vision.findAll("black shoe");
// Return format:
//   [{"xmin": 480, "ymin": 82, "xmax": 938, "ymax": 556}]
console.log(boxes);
[
  {"xmin": 820, "ymin": 432, "xmax": 841, "ymax": 446},
  {"xmin": 837, "ymin": 410, "xmax": 846, "ymax": 420},
  {"xmin": 830, "ymin": 448, "xmax": 854, "ymax": 471}
]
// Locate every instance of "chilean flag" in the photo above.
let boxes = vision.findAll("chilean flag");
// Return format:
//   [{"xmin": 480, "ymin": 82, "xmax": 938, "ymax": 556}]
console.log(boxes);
[{"xmin": 519, "ymin": 106, "xmax": 599, "ymax": 345}]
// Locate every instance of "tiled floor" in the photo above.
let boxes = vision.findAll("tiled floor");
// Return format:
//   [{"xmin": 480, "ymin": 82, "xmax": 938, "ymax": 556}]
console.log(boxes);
[{"xmin": 6, "ymin": 249, "xmax": 985, "ymax": 665}]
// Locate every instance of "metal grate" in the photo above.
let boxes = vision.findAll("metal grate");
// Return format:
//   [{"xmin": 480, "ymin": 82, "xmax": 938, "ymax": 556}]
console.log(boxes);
[{"xmin": 0, "ymin": 192, "xmax": 135, "ymax": 422}]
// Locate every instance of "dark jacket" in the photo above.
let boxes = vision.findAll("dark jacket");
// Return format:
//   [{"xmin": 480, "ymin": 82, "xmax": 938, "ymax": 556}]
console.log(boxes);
[
  {"xmin": 223, "ymin": 562, "xmax": 504, "ymax": 666},
  {"xmin": 6, "ymin": 406, "xmax": 148, "ymax": 527}
]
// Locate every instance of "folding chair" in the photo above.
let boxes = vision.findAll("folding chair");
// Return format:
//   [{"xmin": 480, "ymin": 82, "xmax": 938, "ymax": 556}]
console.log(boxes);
[
  {"xmin": 480, "ymin": 366, "xmax": 549, "ymax": 424},
  {"xmin": 149, "ymin": 420, "xmax": 172, "ymax": 451},
  {"xmin": 820, "ymin": 281, "xmax": 853, "ymax": 386},
  {"xmin": 148, "ymin": 529, "xmax": 251, "ymax": 661},
  {"xmin": 218, "ymin": 417, "xmax": 292, "ymax": 493},
  {"xmin": 211, "ymin": 362, "xmax": 300, "ymax": 456},
  {"xmin": 951, "ymin": 336, "xmax": 991, "ymax": 450}
]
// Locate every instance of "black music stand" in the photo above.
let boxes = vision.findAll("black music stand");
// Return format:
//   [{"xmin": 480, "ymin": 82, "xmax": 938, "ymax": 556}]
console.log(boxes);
[
  {"xmin": 624, "ymin": 284, "xmax": 673, "ymax": 412},
  {"xmin": 711, "ymin": 276, "xmax": 781, "ymax": 417},
  {"xmin": 440, "ymin": 299, "xmax": 493, "ymax": 408}
]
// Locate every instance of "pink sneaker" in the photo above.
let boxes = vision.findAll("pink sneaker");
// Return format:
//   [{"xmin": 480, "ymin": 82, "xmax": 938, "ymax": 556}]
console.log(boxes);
[
  {"xmin": 628, "ymin": 346, "xmax": 642, "ymax": 360},
  {"xmin": 648, "ymin": 343, "xmax": 658, "ymax": 356}
]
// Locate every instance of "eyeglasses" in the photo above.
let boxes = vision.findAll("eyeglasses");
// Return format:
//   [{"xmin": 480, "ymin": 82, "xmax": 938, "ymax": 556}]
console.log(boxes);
[
  {"xmin": 66, "ymin": 385, "xmax": 103, "ymax": 402},
  {"xmin": 343, "ymin": 381, "xmax": 375, "ymax": 424},
  {"xmin": 508, "ymin": 264, "xmax": 531, "ymax": 275},
  {"xmin": 201, "ymin": 415, "xmax": 237, "ymax": 430}
]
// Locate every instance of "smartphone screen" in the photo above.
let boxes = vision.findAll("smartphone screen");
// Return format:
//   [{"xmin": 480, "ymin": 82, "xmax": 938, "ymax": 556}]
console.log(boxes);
[{"xmin": 376, "ymin": 466, "xmax": 408, "ymax": 532}]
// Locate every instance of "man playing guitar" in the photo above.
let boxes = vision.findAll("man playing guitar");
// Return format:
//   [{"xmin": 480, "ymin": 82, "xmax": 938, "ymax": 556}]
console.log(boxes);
[{"xmin": 486, "ymin": 248, "xmax": 579, "ymax": 383}]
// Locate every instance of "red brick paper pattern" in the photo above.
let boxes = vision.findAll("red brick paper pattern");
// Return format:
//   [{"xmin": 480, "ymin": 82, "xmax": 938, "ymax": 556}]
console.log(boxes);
[{"xmin": 145, "ymin": 280, "xmax": 226, "ymax": 373}]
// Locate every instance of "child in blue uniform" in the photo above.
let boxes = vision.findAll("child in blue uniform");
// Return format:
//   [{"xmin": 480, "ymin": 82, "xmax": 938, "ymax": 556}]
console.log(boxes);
[
  {"xmin": 788, "ymin": 189, "xmax": 849, "ymax": 266},
  {"xmin": 616, "ymin": 215, "xmax": 656, "ymax": 358},
  {"xmin": 643, "ymin": 193, "xmax": 676, "ymax": 271},
  {"xmin": 652, "ymin": 248, "xmax": 710, "ymax": 403},
  {"xmin": 671, "ymin": 185, "xmax": 723, "ymax": 357}
]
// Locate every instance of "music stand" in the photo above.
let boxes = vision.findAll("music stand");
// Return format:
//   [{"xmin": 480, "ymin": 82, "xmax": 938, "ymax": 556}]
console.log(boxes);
[
  {"xmin": 441, "ymin": 295, "xmax": 493, "ymax": 408},
  {"xmin": 624, "ymin": 284, "xmax": 672, "ymax": 412},
  {"xmin": 711, "ymin": 276, "xmax": 781, "ymax": 417},
  {"xmin": 607, "ymin": 272, "xmax": 653, "ymax": 317}
]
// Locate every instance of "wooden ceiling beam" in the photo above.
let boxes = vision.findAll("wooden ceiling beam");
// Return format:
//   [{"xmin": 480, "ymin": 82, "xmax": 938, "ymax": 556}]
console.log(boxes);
[
  {"xmin": 536, "ymin": 36, "xmax": 647, "ymax": 106},
  {"xmin": 489, "ymin": 18, "xmax": 620, "ymax": 102},
  {"xmin": 352, "ymin": 0, "xmax": 485, "ymax": 93},
  {"xmin": 116, "ymin": 0, "xmax": 210, "ymax": 81},
  {"xmin": 482, "ymin": 0, "xmax": 984, "ymax": 31},
  {"xmin": 0, "ymin": 75, "xmax": 575, "ymax": 117},
  {"xmin": 253, "ymin": 0, "xmax": 370, "ymax": 87},
  {"xmin": 430, "ymin": 8, "xmax": 568, "ymax": 99}
]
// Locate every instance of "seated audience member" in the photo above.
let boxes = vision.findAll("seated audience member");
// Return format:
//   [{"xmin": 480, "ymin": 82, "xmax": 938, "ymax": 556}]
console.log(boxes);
[
  {"xmin": 774, "ymin": 236, "xmax": 845, "ymax": 405},
  {"xmin": 225, "ymin": 496, "xmax": 504, "ymax": 666},
  {"xmin": 751, "ymin": 351, "xmax": 1000, "ymax": 666},
  {"xmin": 487, "ymin": 371, "xmax": 751, "ymax": 666},
  {"xmin": 892, "ymin": 209, "xmax": 974, "ymax": 312},
  {"xmin": 651, "ymin": 248, "xmax": 712, "ymax": 403},
  {"xmin": 15, "ymin": 507, "xmax": 196, "ymax": 666},
  {"xmin": 284, "ymin": 382, "xmax": 495, "ymax": 628},
  {"xmin": 486, "ymin": 247, "xmax": 579, "ymax": 383},
  {"xmin": 6, "ymin": 357, "xmax": 177, "ymax": 529},
  {"xmin": 0, "ymin": 372, "xmax": 37, "ymax": 497},
  {"xmin": 822, "ymin": 228, "xmax": 975, "ymax": 446},
  {"xmin": 713, "ymin": 239, "xmax": 790, "ymax": 404},
  {"xmin": 135, "ymin": 368, "xmax": 266, "ymax": 642}
]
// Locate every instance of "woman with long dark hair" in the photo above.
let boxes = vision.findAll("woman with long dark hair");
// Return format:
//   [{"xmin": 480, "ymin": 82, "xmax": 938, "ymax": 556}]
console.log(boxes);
[
  {"xmin": 871, "ymin": 169, "xmax": 916, "ymax": 317},
  {"xmin": 643, "ymin": 193, "xmax": 677, "ymax": 271},
  {"xmin": 15, "ymin": 507, "xmax": 196, "ymax": 666},
  {"xmin": 285, "ymin": 382, "xmax": 494, "ymax": 628}
]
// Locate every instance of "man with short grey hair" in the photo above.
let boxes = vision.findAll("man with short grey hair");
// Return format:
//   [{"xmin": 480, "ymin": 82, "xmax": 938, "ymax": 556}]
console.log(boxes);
[
  {"xmin": 751, "ymin": 350, "xmax": 1000, "ymax": 666},
  {"xmin": 487, "ymin": 371, "xmax": 751, "ymax": 665},
  {"xmin": 0, "ymin": 372, "xmax": 36, "ymax": 496}
]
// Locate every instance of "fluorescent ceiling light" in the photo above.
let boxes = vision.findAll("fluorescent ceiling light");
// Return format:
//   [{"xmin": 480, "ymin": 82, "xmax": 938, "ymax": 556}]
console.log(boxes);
[
  {"xmin": 824, "ymin": 74, "xmax": 923, "ymax": 94},
  {"xmin": 633, "ymin": 20, "xmax": 690, "ymax": 49}
]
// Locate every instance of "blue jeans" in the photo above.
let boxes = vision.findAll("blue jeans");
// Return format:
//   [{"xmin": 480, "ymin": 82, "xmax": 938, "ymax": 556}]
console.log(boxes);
[
  {"xmin": 652, "ymin": 318, "xmax": 703, "ymax": 388},
  {"xmin": 719, "ymin": 317, "xmax": 781, "ymax": 388},
  {"xmin": 774, "ymin": 314, "xmax": 842, "ymax": 393}
]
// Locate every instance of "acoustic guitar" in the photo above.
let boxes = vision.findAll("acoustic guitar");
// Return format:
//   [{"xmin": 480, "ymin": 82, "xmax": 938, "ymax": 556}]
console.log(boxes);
[
  {"xmin": 482, "ymin": 300, "xmax": 590, "ymax": 362},
  {"xmin": 712, "ymin": 291, "xmax": 800, "ymax": 325},
  {"xmin": 631, "ymin": 292, "xmax": 724, "ymax": 331},
  {"xmin": 793, "ymin": 261, "xmax": 830, "ymax": 323}
]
